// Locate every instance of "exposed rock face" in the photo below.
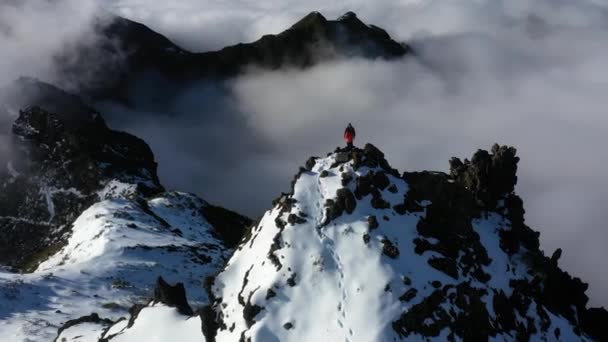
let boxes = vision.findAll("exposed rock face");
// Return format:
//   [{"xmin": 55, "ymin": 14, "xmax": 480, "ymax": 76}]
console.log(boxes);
[
  {"xmin": 55, "ymin": 11, "xmax": 411, "ymax": 99},
  {"xmin": 153, "ymin": 277, "xmax": 194, "ymax": 316},
  {"xmin": 0, "ymin": 81, "xmax": 162, "ymax": 270},
  {"xmin": 449, "ymin": 144, "xmax": 519, "ymax": 208},
  {"xmin": 12, "ymin": 106, "xmax": 160, "ymax": 193},
  {"xmin": 200, "ymin": 204, "xmax": 253, "ymax": 249}
]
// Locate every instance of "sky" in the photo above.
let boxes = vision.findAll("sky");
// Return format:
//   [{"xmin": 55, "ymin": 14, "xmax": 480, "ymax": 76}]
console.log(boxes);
[{"xmin": 0, "ymin": 0, "xmax": 607, "ymax": 307}]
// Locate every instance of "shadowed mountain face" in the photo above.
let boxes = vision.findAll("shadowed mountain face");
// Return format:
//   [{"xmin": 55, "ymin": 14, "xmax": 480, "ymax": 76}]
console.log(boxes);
[
  {"xmin": 0, "ymin": 79, "xmax": 253, "ymax": 272},
  {"xmin": 0, "ymin": 79, "xmax": 163, "ymax": 271},
  {"xmin": 0, "ymin": 80, "xmax": 252, "ymax": 340},
  {"xmin": 55, "ymin": 11, "xmax": 411, "ymax": 99}
]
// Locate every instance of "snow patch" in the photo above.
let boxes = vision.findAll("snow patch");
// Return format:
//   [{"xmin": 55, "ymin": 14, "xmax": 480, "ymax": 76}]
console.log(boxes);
[
  {"xmin": 107, "ymin": 305, "xmax": 204, "ymax": 342},
  {"xmin": 98, "ymin": 180, "xmax": 139, "ymax": 199}
]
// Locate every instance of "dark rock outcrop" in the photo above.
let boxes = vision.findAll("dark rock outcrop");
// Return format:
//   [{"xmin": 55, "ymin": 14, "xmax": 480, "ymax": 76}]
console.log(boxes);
[
  {"xmin": 580, "ymin": 307, "xmax": 608, "ymax": 341},
  {"xmin": 399, "ymin": 288, "xmax": 417, "ymax": 302},
  {"xmin": 54, "ymin": 313, "xmax": 114, "ymax": 342},
  {"xmin": 324, "ymin": 188, "xmax": 357, "ymax": 224},
  {"xmin": 395, "ymin": 144, "xmax": 608, "ymax": 341},
  {"xmin": 449, "ymin": 144, "xmax": 519, "ymax": 208},
  {"xmin": 201, "ymin": 204, "xmax": 253, "ymax": 248},
  {"xmin": 153, "ymin": 276, "xmax": 194, "ymax": 316},
  {"xmin": 200, "ymin": 305, "xmax": 220, "ymax": 342},
  {"xmin": 0, "ymin": 81, "xmax": 163, "ymax": 271},
  {"xmin": 368, "ymin": 215, "xmax": 379, "ymax": 230},
  {"xmin": 381, "ymin": 238, "xmax": 400, "ymax": 259}
]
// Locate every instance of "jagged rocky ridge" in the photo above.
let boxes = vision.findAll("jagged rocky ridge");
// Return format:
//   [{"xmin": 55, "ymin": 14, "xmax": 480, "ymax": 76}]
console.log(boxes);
[
  {"xmin": 0, "ymin": 80, "xmax": 251, "ymax": 341},
  {"xmin": 0, "ymin": 78, "xmax": 162, "ymax": 271},
  {"xmin": 55, "ymin": 11, "xmax": 411, "ymax": 99},
  {"xmin": 0, "ymin": 79, "xmax": 250, "ymax": 271},
  {"xmin": 70, "ymin": 144, "xmax": 607, "ymax": 341}
]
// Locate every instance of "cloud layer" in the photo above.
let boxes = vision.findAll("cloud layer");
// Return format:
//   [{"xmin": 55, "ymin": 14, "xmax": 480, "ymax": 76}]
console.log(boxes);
[
  {"xmin": 102, "ymin": 0, "xmax": 608, "ymax": 307},
  {"xmin": 0, "ymin": 0, "xmax": 102, "ymax": 88}
]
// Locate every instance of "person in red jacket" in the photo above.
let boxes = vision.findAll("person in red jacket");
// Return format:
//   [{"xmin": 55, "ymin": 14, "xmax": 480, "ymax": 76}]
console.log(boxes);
[{"xmin": 344, "ymin": 123, "xmax": 356, "ymax": 149}]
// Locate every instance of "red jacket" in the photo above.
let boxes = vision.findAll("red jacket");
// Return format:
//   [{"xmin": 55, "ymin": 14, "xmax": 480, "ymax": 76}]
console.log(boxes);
[{"xmin": 344, "ymin": 125, "xmax": 356, "ymax": 143}]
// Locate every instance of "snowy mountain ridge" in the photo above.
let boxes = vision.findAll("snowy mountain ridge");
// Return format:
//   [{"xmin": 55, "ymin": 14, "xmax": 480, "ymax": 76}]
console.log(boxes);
[
  {"xmin": 0, "ymin": 78, "xmax": 165, "ymax": 272},
  {"xmin": 59, "ymin": 144, "xmax": 607, "ymax": 341},
  {"xmin": 0, "ymin": 83, "xmax": 251, "ymax": 341},
  {"xmin": 1, "ymin": 191, "xmax": 234, "ymax": 341},
  {"xmin": 209, "ymin": 145, "xmax": 602, "ymax": 341}
]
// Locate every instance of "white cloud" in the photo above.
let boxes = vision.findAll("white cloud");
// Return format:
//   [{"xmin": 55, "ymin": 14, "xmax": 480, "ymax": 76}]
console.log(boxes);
[
  {"xmin": 0, "ymin": 0, "xmax": 105, "ymax": 164},
  {"xmin": 0, "ymin": 0, "xmax": 102, "ymax": 88}
]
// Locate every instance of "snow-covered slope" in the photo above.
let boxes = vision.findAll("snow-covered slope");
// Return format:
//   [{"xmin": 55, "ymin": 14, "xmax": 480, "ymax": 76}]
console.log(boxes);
[
  {"xmin": 0, "ymin": 85, "xmax": 251, "ymax": 342},
  {"xmin": 0, "ymin": 190, "xmax": 233, "ymax": 341}
]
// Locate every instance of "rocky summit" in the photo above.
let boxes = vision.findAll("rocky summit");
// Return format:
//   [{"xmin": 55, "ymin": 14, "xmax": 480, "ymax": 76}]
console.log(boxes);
[{"xmin": 56, "ymin": 144, "xmax": 607, "ymax": 341}]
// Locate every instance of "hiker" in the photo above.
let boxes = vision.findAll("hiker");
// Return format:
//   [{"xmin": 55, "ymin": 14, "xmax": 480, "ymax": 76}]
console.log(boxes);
[{"xmin": 344, "ymin": 123, "xmax": 356, "ymax": 149}]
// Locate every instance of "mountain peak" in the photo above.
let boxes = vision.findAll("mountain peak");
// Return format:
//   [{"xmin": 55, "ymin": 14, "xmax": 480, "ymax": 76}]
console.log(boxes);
[
  {"xmin": 204, "ymin": 142, "xmax": 606, "ymax": 341},
  {"xmin": 290, "ymin": 11, "xmax": 328, "ymax": 30},
  {"xmin": 315, "ymin": 143, "xmax": 395, "ymax": 172},
  {"xmin": 338, "ymin": 11, "xmax": 359, "ymax": 21},
  {"xmin": 336, "ymin": 11, "xmax": 369, "ymax": 30}
]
